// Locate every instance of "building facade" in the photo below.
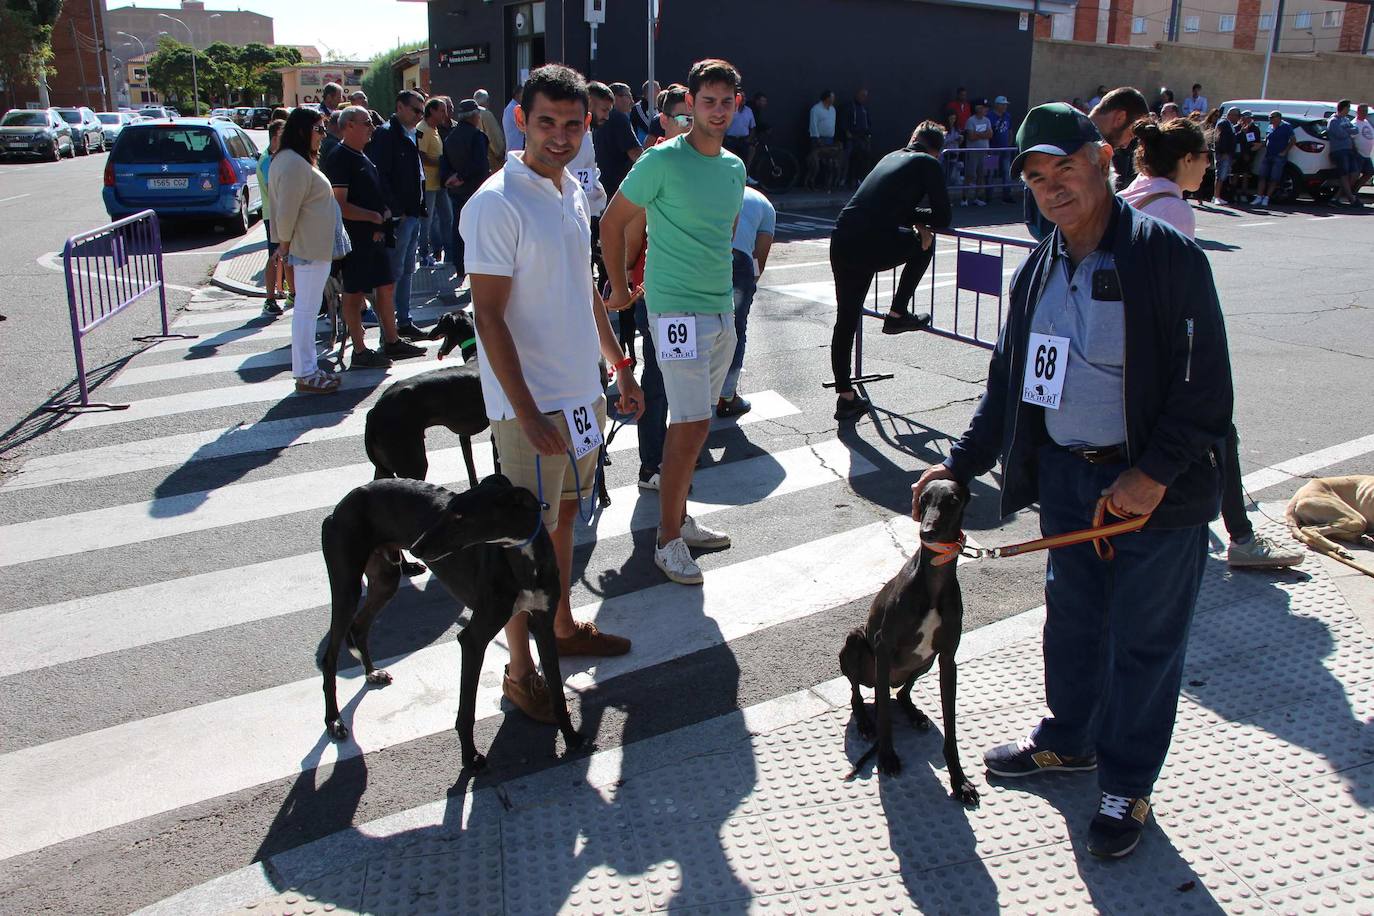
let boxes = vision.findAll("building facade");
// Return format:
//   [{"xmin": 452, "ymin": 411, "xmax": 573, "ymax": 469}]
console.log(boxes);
[
  {"xmin": 105, "ymin": 0, "xmax": 273, "ymax": 54},
  {"xmin": 1042, "ymin": 0, "xmax": 1371, "ymax": 54},
  {"xmin": 423, "ymin": 0, "xmax": 1072, "ymax": 158},
  {"xmin": 276, "ymin": 62, "xmax": 370, "ymax": 109}
]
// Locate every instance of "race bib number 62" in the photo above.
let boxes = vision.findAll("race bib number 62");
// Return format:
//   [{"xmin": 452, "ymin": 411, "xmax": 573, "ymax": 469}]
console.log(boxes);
[
  {"xmin": 563, "ymin": 400, "xmax": 604, "ymax": 460},
  {"xmin": 1021, "ymin": 332, "xmax": 1069, "ymax": 410},
  {"xmin": 657, "ymin": 315, "xmax": 697, "ymax": 361}
]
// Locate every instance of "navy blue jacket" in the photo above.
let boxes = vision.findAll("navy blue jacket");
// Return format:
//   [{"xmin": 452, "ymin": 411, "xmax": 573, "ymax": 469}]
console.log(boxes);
[
  {"xmin": 365, "ymin": 116, "xmax": 424, "ymax": 218},
  {"xmin": 441, "ymin": 120, "xmax": 490, "ymax": 195},
  {"xmin": 945, "ymin": 197, "xmax": 1233, "ymax": 529}
]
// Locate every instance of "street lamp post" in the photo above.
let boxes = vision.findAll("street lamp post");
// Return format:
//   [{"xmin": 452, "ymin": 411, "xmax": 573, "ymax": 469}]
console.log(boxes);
[{"xmin": 157, "ymin": 12, "xmax": 217, "ymax": 114}]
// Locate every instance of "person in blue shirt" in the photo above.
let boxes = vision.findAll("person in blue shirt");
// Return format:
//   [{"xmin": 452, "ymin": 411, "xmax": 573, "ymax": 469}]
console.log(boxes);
[
  {"xmin": 718, "ymin": 186, "xmax": 776, "ymax": 417},
  {"xmin": 989, "ymin": 95, "xmax": 1015, "ymax": 203},
  {"xmin": 1326, "ymin": 99, "xmax": 1362, "ymax": 206},
  {"xmin": 1254, "ymin": 111, "xmax": 1295, "ymax": 207}
]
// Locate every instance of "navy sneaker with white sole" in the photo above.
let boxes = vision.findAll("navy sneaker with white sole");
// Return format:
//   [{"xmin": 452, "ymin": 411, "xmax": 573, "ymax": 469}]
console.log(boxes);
[
  {"xmin": 1088, "ymin": 793, "xmax": 1151, "ymax": 858},
  {"xmin": 984, "ymin": 735, "xmax": 1097, "ymax": 777}
]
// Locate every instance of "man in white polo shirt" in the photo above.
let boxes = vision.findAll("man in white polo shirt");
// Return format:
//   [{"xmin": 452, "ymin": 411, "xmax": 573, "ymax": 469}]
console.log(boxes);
[{"xmin": 461, "ymin": 64, "xmax": 644, "ymax": 723}]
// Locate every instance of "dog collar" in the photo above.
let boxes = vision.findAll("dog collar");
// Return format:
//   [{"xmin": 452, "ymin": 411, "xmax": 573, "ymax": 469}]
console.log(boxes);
[{"xmin": 920, "ymin": 533, "xmax": 966, "ymax": 566}]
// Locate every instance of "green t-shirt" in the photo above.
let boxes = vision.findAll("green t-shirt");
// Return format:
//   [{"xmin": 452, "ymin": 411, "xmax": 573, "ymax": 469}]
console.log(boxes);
[{"xmin": 618, "ymin": 134, "xmax": 746, "ymax": 315}]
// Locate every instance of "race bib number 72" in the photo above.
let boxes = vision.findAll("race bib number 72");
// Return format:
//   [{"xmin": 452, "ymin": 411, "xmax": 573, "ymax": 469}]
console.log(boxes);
[{"xmin": 1022, "ymin": 333, "xmax": 1069, "ymax": 410}]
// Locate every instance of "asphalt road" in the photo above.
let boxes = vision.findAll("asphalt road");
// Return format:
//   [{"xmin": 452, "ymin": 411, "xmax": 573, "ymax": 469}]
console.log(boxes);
[
  {"xmin": 0, "ymin": 187, "xmax": 1371, "ymax": 913},
  {"xmin": 0, "ymin": 128, "xmax": 270, "ymax": 467}
]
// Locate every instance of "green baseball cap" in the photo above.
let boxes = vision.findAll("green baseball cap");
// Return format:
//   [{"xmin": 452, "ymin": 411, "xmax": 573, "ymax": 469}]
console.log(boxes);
[{"xmin": 1012, "ymin": 102, "xmax": 1103, "ymax": 176}]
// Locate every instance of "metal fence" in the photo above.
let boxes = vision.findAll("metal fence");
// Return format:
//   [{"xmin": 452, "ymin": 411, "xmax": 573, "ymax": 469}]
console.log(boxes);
[
  {"xmin": 48, "ymin": 210, "xmax": 194, "ymax": 412},
  {"xmin": 841, "ymin": 226, "xmax": 1038, "ymax": 389},
  {"xmin": 940, "ymin": 145, "xmax": 1021, "ymax": 198}
]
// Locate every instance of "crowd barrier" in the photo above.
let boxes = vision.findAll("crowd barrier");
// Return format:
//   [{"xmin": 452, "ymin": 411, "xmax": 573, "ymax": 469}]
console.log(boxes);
[
  {"xmin": 46, "ymin": 210, "xmax": 195, "ymax": 412},
  {"xmin": 940, "ymin": 145, "xmax": 1021, "ymax": 197},
  {"xmin": 837, "ymin": 226, "xmax": 1038, "ymax": 389}
]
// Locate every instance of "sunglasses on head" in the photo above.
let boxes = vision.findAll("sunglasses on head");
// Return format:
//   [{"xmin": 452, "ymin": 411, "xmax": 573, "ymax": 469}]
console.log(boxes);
[
  {"xmin": 312, "ymin": 125, "xmax": 327, "ymax": 134},
  {"xmin": 672, "ymin": 114, "xmax": 692, "ymax": 127}
]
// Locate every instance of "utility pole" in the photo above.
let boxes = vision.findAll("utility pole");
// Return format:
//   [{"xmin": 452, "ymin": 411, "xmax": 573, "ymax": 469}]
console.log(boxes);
[
  {"xmin": 646, "ymin": 0, "xmax": 657, "ymax": 118},
  {"xmin": 71, "ymin": 20, "xmax": 91, "ymax": 108},
  {"xmin": 1261, "ymin": 0, "xmax": 1286, "ymax": 97},
  {"xmin": 1166, "ymin": 0, "xmax": 1182, "ymax": 40}
]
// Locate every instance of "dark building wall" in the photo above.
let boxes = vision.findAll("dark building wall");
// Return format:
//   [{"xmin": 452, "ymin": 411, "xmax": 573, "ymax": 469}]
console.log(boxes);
[{"xmin": 430, "ymin": 0, "xmax": 1034, "ymax": 159}]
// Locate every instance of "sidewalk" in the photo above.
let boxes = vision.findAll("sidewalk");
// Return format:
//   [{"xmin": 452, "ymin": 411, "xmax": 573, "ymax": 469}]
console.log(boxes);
[{"xmin": 141, "ymin": 513, "xmax": 1374, "ymax": 916}]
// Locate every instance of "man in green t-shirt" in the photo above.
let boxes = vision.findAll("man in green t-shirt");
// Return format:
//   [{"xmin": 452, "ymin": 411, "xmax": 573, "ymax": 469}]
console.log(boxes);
[{"xmin": 602, "ymin": 58, "xmax": 747, "ymax": 586}]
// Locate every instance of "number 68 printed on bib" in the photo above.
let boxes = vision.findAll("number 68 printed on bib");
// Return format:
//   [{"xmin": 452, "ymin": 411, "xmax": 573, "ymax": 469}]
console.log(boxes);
[{"xmin": 1022, "ymin": 332, "xmax": 1069, "ymax": 410}]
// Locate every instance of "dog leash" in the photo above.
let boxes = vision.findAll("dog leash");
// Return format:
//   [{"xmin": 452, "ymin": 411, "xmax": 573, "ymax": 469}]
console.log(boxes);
[
  {"xmin": 953, "ymin": 496, "xmax": 1151, "ymax": 563},
  {"xmin": 534, "ymin": 447, "xmax": 605, "ymax": 526}
]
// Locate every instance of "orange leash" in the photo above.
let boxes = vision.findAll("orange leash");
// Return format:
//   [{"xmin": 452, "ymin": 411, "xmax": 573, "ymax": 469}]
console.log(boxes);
[{"xmin": 944, "ymin": 496, "xmax": 1150, "ymax": 563}]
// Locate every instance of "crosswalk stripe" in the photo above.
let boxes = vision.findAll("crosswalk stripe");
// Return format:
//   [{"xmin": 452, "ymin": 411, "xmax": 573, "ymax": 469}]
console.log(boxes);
[
  {"xmin": 0, "ymin": 401, "xmax": 805, "ymax": 674},
  {"xmin": 0, "ymin": 436, "xmax": 871, "ymax": 569},
  {"xmin": 60, "ymin": 360, "xmax": 442, "ymax": 432},
  {"xmin": 0, "ymin": 514, "xmax": 917, "ymax": 862},
  {"xmin": 140, "ymin": 322, "xmax": 298, "ymax": 353},
  {"xmin": 108, "ymin": 337, "xmax": 447, "ymax": 388},
  {"xmin": 2, "ymin": 389, "xmax": 798, "ymax": 492},
  {"xmin": 172, "ymin": 307, "xmax": 277, "ymax": 328},
  {"xmin": 766, "ymin": 267, "xmax": 1020, "ymax": 309}
]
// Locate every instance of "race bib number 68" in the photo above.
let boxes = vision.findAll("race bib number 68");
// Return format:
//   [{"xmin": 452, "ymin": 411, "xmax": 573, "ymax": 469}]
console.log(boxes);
[{"xmin": 1021, "ymin": 332, "xmax": 1069, "ymax": 410}]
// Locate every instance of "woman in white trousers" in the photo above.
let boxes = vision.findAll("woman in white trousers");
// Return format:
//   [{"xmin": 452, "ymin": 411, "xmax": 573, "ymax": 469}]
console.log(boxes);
[{"xmin": 268, "ymin": 106, "xmax": 342, "ymax": 393}]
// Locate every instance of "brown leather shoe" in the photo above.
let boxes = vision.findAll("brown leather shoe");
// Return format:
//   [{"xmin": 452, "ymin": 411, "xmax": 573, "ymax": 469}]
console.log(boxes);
[
  {"xmin": 502, "ymin": 664, "xmax": 556, "ymax": 724},
  {"xmin": 556, "ymin": 620, "xmax": 631, "ymax": 657}
]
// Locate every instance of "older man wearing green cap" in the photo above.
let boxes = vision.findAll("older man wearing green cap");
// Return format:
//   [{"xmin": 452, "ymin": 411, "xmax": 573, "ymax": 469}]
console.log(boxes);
[{"xmin": 912, "ymin": 103, "xmax": 1234, "ymax": 858}]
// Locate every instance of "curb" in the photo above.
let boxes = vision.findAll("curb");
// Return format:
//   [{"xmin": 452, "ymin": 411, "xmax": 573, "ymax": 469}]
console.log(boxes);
[{"xmin": 210, "ymin": 223, "xmax": 269, "ymax": 298}]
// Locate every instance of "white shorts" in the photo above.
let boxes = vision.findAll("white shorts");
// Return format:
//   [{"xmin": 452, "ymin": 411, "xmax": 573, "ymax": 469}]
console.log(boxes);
[{"xmin": 656, "ymin": 311, "xmax": 737, "ymax": 424}]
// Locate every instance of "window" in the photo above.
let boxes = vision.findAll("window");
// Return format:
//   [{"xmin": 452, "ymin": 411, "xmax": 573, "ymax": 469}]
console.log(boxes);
[
  {"xmin": 1219, "ymin": 14, "xmax": 1236, "ymax": 32},
  {"xmin": 1132, "ymin": 16, "xmax": 1148, "ymax": 33},
  {"xmin": 1294, "ymin": 10, "xmax": 1312, "ymax": 28},
  {"xmin": 1184, "ymin": 15, "xmax": 1200, "ymax": 31},
  {"xmin": 112, "ymin": 127, "xmax": 220, "ymax": 164},
  {"xmin": 1259, "ymin": 12, "xmax": 1274, "ymax": 28},
  {"xmin": 1322, "ymin": 9, "xmax": 1341, "ymax": 27}
]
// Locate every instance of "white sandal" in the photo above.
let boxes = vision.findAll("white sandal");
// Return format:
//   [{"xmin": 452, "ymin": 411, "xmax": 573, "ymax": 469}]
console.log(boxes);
[{"xmin": 295, "ymin": 371, "xmax": 341, "ymax": 394}]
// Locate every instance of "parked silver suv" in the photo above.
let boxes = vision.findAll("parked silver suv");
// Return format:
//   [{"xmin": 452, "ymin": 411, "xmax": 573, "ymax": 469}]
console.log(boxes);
[{"xmin": 53, "ymin": 106, "xmax": 105, "ymax": 155}]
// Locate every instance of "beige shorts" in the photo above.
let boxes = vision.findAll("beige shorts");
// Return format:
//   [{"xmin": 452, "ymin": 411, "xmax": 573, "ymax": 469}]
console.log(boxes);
[{"xmin": 490, "ymin": 395, "xmax": 606, "ymax": 530}]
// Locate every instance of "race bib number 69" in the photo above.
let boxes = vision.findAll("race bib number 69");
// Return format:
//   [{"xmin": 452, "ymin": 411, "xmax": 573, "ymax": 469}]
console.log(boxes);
[
  {"xmin": 1021, "ymin": 332, "xmax": 1069, "ymax": 410},
  {"xmin": 657, "ymin": 315, "xmax": 697, "ymax": 361}
]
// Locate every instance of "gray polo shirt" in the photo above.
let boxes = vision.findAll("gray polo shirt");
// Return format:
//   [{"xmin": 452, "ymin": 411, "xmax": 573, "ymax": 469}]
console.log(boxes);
[{"xmin": 1029, "ymin": 241, "xmax": 1126, "ymax": 448}]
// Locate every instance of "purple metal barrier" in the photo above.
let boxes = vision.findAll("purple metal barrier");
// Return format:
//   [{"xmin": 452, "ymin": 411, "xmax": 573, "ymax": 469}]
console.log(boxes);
[
  {"xmin": 924, "ymin": 227, "xmax": 1037, "ymax": 351},
  {"xmin": 940, "ymin": 146, "xmax": 1020, "ymax": 197},
  {"xmin": 833, "ymin": 226, "xmax": 1037, "ymax": 391},
  {"xmin": 45, "ymin": 210, "xmax": 196, "ymax": 413}
]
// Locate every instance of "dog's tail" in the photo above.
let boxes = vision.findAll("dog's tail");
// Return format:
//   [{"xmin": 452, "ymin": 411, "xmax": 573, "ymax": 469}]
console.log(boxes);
[
  {"xmin": 845, "ymin": 743, "xmax": 880, "ymax": 782},
  {"xmin": 1286, "ymin": 500, "xmax": 1347, "ymax": 558}
]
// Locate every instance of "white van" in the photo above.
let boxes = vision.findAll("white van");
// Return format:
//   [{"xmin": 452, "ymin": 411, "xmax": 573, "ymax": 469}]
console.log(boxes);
[{"xmin": 1218, "ymin": 99, "xmax": 1370, "ymax": 202}]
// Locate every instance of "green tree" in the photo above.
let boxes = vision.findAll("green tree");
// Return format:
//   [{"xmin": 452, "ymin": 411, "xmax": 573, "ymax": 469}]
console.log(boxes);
[
  {"xmin": 3, "ymin": 0, "xmax": 62, "ymax": 106},
  {"xmin": 204, "ymin": 41, "xmax": 247, "ymax": 105},
  {"xmin": 146, "ymin": 35, "xmax": 206, "ymax": 109},
  {"xmin": 361, "ymin": 41, "xmax": 424, "ymax": 114},
  {"xmin": 242, "ymin": 42, "xmax": 299, "ymax": 104}
]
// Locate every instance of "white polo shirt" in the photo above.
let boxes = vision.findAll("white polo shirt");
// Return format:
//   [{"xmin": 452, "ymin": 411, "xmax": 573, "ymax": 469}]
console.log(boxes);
[
  {"xmin": 460, "ymin": 151, "xmax": 602, "ymax": 421},
  {"xmin": 567, "ymin": 131, "xmax": 607, "ymax": 217}
]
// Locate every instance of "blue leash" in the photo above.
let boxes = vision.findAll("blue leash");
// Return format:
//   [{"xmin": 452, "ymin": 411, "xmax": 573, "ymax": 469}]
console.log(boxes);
[{"xmin": 534, "ymin": 445, "xmax": 605, "ymax": 530}]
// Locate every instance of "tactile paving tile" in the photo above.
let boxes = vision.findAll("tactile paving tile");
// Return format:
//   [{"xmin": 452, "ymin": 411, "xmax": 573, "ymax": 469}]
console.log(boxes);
[
  {"xmin": 906, "ymin": 640, "xmax": 1049, "ymax": 717},
  {"xmin": 499, "ymin": 782, "xmax": 649, "ymax": 915},
  {"xmin": 358, "ymin": 847, "xmax": 501, "ymax": 916},
  {"xmin": 1288, "ymin": 762, "xmax": 1374, "ymax": 836},
  {"xmin": 1188, "ymin": 780, "xmax": 1373, "ymax": 896},
  {"xmin": 1154, "ymin": 732, "xmax": 1287, "ymax": 818},
  {"xmin": 666, "ymin": 891, "xmax": 802, "ymax": 915},
  {"xmin": 1242, "ymin": 679, "xmax": 1374, "ymax": 784},
  {"xmin": 231, "ymin": 871, "xmax": 365, "ymax": 916},
  {"xmin": 611, "ymin": 750, "xmax": 760, "ymax": 828},
  {"xmin": 1263, "ymin": 862, "xmax": 1374, "ymax": 916},
  {"xmin": 1073, "ymin": 828, "xmax": 1268, "ymax": 915},
  {"xmin": 628, "ymin": 814, "xmax": 792, "ymax": 910},
  {"xmin": 1193, "ymin": 557, "xmax": 1276, "ymax": 613}
]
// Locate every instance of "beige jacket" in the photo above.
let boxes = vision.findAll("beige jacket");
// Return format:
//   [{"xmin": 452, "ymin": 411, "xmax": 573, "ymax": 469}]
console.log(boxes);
[
  {"xmin": 268, "ymin": 148, "xmax": 335, "ymax": 263},
  {"xmin": 478, "ymin": 107, "xmax": 506, "ymax": 172}
]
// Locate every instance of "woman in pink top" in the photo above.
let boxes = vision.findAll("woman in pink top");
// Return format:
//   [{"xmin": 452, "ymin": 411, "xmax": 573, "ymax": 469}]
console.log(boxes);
[{"xmin": 1119, "ymin": 118, "xmax": 1210, "ymax": 238}]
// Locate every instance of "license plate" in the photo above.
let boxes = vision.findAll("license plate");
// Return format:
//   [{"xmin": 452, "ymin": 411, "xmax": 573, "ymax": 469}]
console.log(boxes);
[
  {"xmin": 148, "ymin": 177, "xmax": 188, "ymax": 189},
  {"xmin": 6, "ymin": 142, "xmax": 27, "ymax": 149}
]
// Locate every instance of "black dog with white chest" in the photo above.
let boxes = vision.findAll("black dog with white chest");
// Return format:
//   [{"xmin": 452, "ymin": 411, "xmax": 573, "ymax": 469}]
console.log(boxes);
[
  {"xmin": 319, "ymin": 474, "xmax": 582, "ymax": 770},
  {"xmin": 839, "ymin": 478, "xmax": 979, "ymax": 805}
]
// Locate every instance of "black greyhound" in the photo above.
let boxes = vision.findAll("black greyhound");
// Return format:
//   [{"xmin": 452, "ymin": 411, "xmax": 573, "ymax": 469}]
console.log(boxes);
[
  {"xmin": 839, "ymin": 478, "xmax": 980, "ymax": 805},
  {"xmin": 365, "ymin": 309, "xmax": 614, "ymax": 507},
  {"xmin": 319, "ymin": 475, "xmax": 582, "ymax": 770}
]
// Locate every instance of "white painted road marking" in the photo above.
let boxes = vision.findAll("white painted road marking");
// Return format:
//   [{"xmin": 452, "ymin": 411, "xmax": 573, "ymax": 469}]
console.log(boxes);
[
  {"xmin": 0, "ymin": 515, "xmax": 919, "ymax": 862},
  {"xmin": 0, "ymin": 436, "xmax": 870, "ymax": 568},
  {"xmin": 3, "ymin": 390, "xmax": 798, "ymax": 491},
  {"xmin": 1240, "ymin": 432, "xmax": 1374, "ymax": 492}
]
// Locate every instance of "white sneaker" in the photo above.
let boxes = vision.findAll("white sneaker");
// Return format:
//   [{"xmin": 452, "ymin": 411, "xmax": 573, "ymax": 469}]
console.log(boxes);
[
  {"xmin": 680, "ymin": 514, "xmax": 730, "ymax": 549},
  {"xmin": 973, "ymin": 199, "xmax": 988, "ymax": 207},
  {"xmin": 1211, "ymin": 197, "xmax": 1225, "ymax": 205},
  {"xmin": 959, "ymin": 200, "xmax": 969, "ymax": 207},
  {"xmin": 1228, "ymin": 533, "xmax": 1304, "ymax": 568},
  {"xmin": 654, "ymin": 537, "xmax": 703, "ymax": 585},
  {"xmin": 638, "ymin": 470, "xmax": 661, "ymax": 491}
]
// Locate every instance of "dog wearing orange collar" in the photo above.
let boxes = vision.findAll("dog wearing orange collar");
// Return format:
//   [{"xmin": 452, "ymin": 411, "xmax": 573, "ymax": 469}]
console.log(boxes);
[{"xmin": 839, "ymin": 477, "xmax": 980, "ymax": 804}]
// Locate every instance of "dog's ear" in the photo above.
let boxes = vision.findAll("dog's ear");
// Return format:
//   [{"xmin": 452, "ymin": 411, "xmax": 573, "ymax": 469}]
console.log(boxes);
[{"xmin": 481, "ymin": 473, "xmax": 512, "ymax": 490}]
